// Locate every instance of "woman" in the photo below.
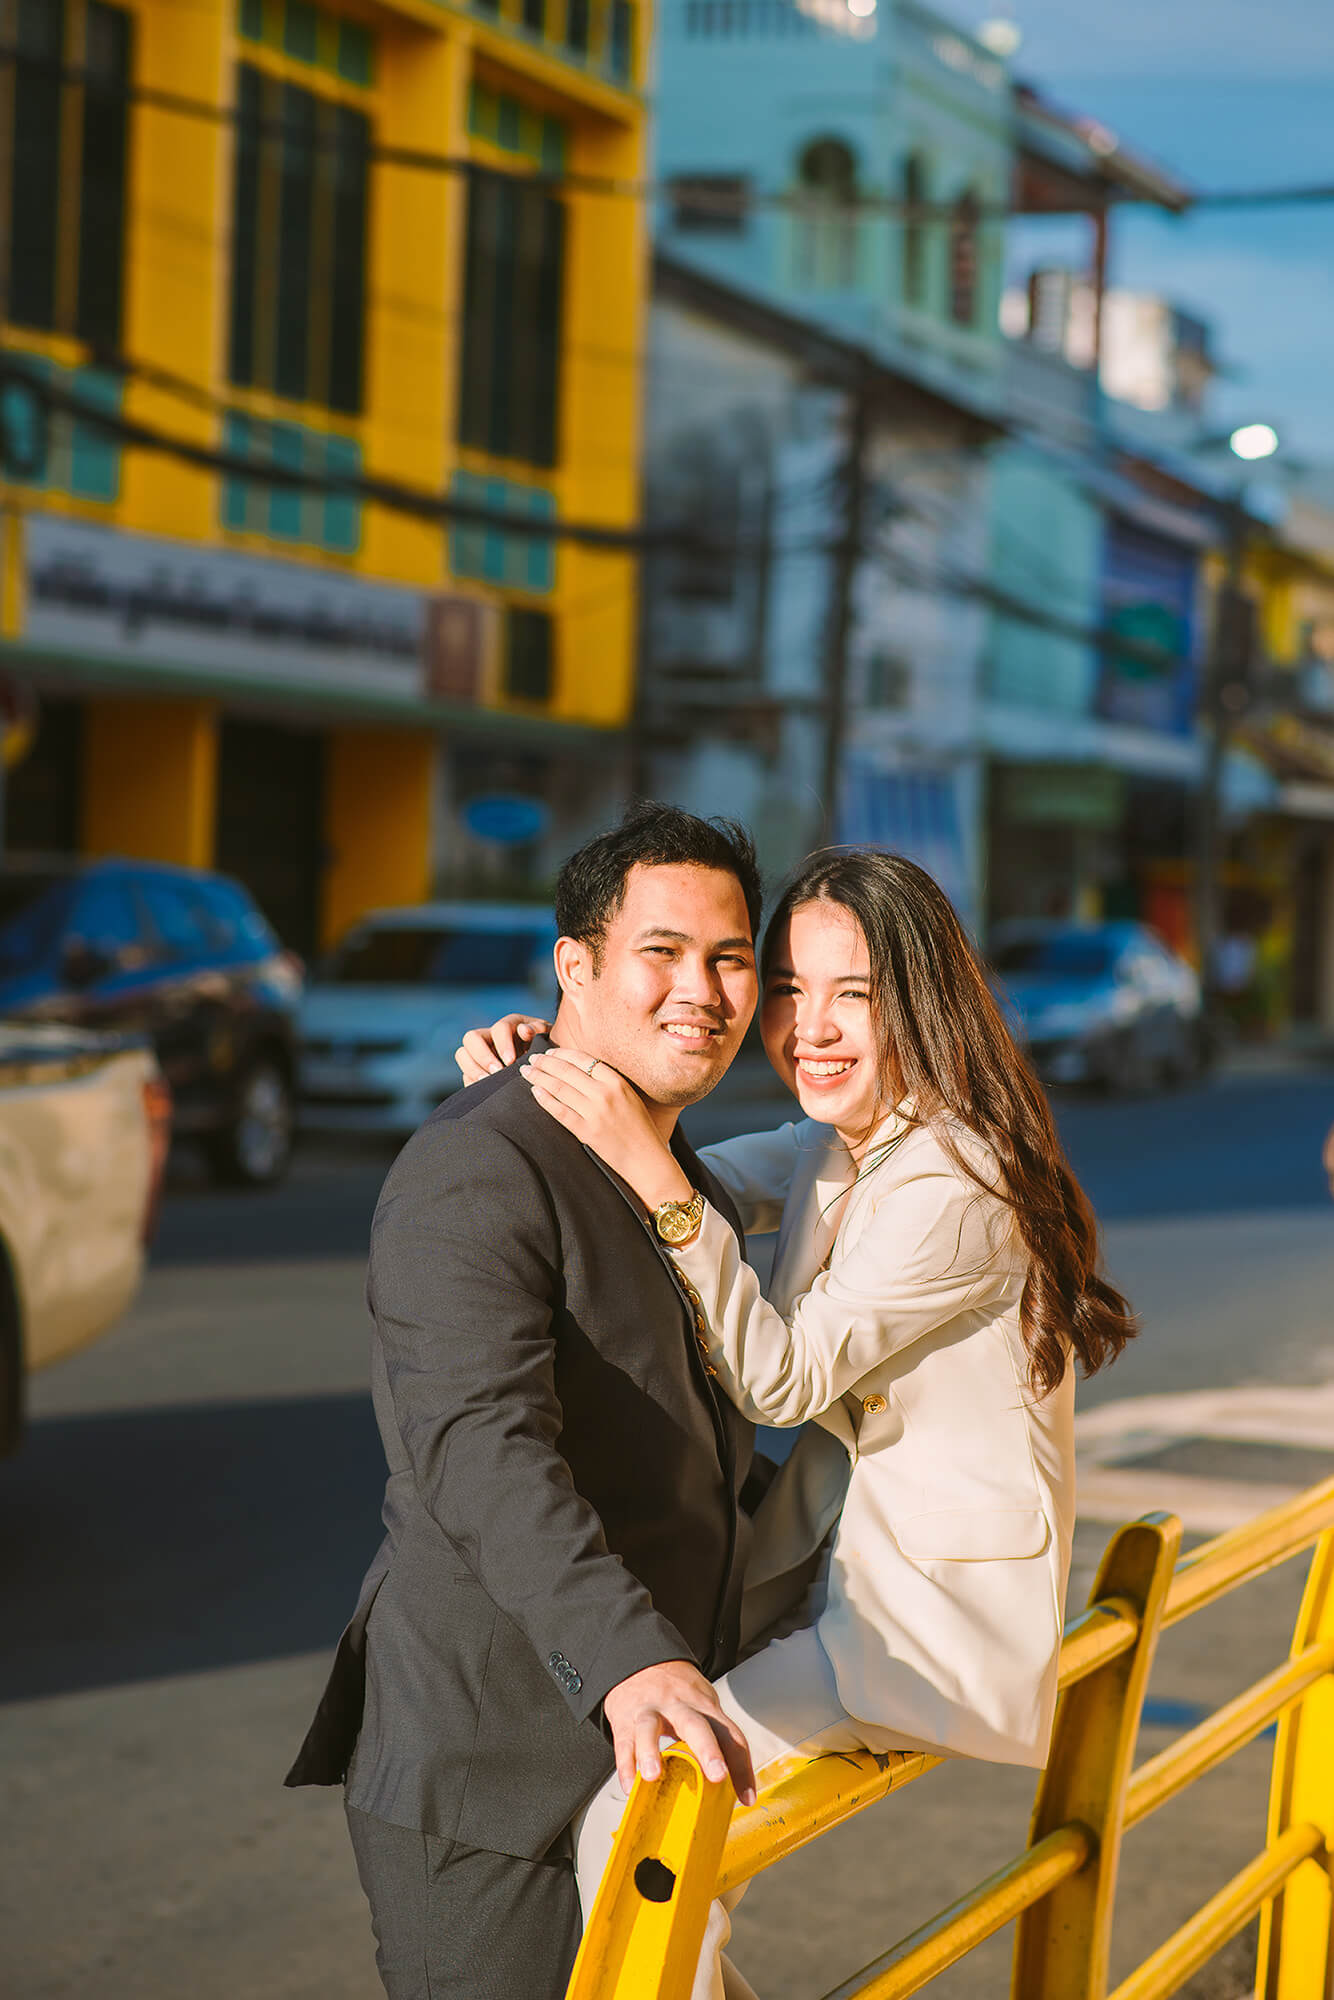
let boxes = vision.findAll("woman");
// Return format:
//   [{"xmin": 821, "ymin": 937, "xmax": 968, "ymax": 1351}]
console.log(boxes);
[{"xmin": 458, "ymin": 849, "xmax": 1135, "ymax": 1999}]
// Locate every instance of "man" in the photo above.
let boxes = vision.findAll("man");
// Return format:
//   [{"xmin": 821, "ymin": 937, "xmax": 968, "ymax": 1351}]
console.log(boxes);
[{"xmin": 287, "ymin": 803, "xmax": 764, "ymax": 1999}]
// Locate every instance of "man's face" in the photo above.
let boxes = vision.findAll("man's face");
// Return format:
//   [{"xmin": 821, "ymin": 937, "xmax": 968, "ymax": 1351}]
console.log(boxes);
[{"xmin": 558, "ymin": 863, "xmax": 757, "ymax": 1110}]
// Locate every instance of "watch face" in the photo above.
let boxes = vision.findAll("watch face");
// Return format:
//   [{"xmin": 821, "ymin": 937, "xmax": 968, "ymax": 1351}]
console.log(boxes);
[{"xmin": 658, "ymin": 1208, "xmax": 692, "ymax": 1244}]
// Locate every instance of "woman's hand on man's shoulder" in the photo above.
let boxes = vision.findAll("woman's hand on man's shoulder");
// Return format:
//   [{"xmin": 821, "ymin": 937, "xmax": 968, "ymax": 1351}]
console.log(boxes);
[{"xmin": 455, "ymin": 1014, "xmax": 552, "ymax": 1086}]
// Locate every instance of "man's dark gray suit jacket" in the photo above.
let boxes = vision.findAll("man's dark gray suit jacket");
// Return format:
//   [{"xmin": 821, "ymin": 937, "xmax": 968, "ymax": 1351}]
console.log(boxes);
[{"xmin": 286, "ymin": 1050, "xmax": 755, "ymax": 1861}]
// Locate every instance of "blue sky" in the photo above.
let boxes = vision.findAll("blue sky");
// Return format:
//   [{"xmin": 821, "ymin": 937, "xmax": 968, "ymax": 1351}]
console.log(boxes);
[{"xmin": 995, "ymin": 0, "xmax": 1334, "ymax": 460}]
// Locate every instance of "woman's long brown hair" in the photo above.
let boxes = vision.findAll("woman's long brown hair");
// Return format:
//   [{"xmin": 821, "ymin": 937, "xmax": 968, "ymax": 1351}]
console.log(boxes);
[{"xmin": 763, "ymin": 849, "xmax": 1137, "ymax": 1397}]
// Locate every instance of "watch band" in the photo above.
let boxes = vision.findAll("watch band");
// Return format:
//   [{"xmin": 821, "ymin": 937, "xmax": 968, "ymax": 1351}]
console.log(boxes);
[{"xmin": 652, "ymin": 1189, "xmax": 705, "ymax": 1245}]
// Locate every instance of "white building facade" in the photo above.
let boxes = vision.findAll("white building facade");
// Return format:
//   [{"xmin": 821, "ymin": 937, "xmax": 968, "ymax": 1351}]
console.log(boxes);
[{"xmin": 642, "ymin": 256, "xmax": 994, "ymax": 923}]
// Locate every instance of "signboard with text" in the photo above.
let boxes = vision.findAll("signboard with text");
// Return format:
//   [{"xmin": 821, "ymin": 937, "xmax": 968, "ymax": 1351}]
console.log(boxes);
[
  {"xmin": 19, "ymin": 514, "xmax": 428, "ymax": 700},
  {"xmin": 1097, "ymin": 517, "xmax": 1199, "ymax": 735}
]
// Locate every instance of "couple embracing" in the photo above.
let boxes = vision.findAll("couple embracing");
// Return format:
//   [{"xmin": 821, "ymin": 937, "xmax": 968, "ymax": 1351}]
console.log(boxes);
[{"xmin": 287, "ymin": 802, "xmax": 1136, "ymax": 2000}]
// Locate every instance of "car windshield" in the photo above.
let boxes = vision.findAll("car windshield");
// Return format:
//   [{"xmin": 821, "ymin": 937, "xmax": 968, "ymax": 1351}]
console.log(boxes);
[
  {"xmin": 993, "ymin": 933, "xmax": 1118, "ymax": 979},
  {"xmin": 323, "ymin": 925, "xmax": 545, "ymax": 987},
  {"xmin": 194, "ymin": 877, "xmax": 278, "ymax": 954},
  {"xmin": 0, "ymin": 875, "xmax": 74, "ymax": 972}
]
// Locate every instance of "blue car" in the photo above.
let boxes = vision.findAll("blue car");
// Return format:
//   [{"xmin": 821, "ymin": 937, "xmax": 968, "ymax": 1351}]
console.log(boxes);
[
  {"xmin": 990, "ymin": 921, "xmax": 1204, "ymax": 1093},
  {"xmin": 0, "ymin": 858, "xmax": 303, "ymax": 1184}
]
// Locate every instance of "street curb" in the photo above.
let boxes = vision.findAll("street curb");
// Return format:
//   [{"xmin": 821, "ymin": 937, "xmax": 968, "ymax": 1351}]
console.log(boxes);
[{"xmin": 1217, "ymin": 1043, "xmax": 1334, "ymax": 1079}]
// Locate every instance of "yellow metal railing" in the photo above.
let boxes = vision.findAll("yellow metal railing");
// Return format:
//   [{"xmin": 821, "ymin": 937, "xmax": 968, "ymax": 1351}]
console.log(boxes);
[{"xmin": 568, "ymin": 1475, "xmax": 1334, "ymax": 2000}]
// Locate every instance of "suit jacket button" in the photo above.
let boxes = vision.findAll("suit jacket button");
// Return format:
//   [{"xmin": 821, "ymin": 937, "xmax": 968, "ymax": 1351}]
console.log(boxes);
[{"xmin": 862, "ymin": 1393, "xmax": 888, "ymax": 1415}]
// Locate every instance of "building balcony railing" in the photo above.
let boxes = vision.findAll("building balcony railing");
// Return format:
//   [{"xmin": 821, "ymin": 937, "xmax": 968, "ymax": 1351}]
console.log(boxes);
[
  {"xmin": 1003, "ymin": 332, "xmax": 1100, "ymax": 447},
  {"xmin": 466, "ymin": 0, "xmax": 642, "ymax": 92}
]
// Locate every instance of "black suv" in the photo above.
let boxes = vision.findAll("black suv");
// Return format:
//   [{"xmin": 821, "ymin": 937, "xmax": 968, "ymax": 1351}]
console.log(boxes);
[{"xmin": 0, "ymin": 858, "xmax": 302, "ymax": 1186}]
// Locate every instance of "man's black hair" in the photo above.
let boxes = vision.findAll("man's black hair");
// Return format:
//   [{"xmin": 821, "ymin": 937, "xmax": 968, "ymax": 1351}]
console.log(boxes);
[{"xmin": 555, "ymin": 800, "xmax": 763, "ymax": 965}]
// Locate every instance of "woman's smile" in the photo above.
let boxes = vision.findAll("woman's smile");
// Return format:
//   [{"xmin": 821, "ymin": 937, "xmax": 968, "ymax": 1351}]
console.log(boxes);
[
  {"xmin": 762, "ymin": 901, "xmax": 884, "ymax": 1147},
  {"xmin": 792, "ymin": 1053, "xmax": 861, "ymax": 1096}
]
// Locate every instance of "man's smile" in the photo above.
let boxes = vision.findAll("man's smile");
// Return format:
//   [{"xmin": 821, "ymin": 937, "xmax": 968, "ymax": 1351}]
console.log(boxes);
[{"xmin": 661, "ymin": 1020, "xmax": 724, "ymax": 1048}]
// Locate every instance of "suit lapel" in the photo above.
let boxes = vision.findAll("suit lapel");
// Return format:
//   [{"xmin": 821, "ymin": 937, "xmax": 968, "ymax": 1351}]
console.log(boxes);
[
  {"xmin": 561, "ymin": 1096, "xmax": 742, "ymax": 1419},
  {"xmin": 571, "ymin": 1123, "xmax": 738, "ymax": 1256}
]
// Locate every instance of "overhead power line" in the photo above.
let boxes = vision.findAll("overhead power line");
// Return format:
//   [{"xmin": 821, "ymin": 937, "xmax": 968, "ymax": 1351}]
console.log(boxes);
[
  {"xmin": 0, "ymin": 356, "xmax": 648, "ymax": 551},
  {"xmin": 0, "ymin": 348, "xmax": 825, "ymax": 559},
  {"xmin": 2, "ymin": 354, "xmax": 841, "ymax": 560},
  {"xmin": 0, "ymin": 341, "xmax": 1016, "ymax": 567},
  {"xmin": 1, "ymin": 354, "xmax": 1218, "ymax": 680},
  {"xmin": 5, "ymin": 45, "xmax": 1334, "ymax": 217}
]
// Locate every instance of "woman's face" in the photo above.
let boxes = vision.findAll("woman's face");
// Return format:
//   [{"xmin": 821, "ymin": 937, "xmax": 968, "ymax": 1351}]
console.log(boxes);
[{"xmin": 760, "ymin": 900, "xmax": 887, "ymax": 1143}]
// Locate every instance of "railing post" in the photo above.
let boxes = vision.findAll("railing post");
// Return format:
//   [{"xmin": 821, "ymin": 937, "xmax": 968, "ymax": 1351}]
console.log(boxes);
[
  {"xmin": 1257, "ymin": 1526, "xmax": 1334, "ymax": 2000},
  {"xmin": 565, "ymin": 1747, "xmax": 733, "ymax": 2000},
  {"xmin": 1012, "ymin": 1512, "xmax": 1182, "ymax": 2000}
]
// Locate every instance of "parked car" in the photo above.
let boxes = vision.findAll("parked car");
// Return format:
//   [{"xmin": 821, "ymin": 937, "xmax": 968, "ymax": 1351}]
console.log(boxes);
[
  {"xmin": 0, "ymin": 1024, "xmax": 171, "ymax": 1454},
  {"xmin": 0, "ymin": 859, "xmax": 302, "ymax": 1185},
  {"xmin": 990, "ymin": 920, "xmax": 1204, "ymax": 1092},
  {"xmin": 299, "ymin": 902, "xmax": 558, "ymax": 1137}
]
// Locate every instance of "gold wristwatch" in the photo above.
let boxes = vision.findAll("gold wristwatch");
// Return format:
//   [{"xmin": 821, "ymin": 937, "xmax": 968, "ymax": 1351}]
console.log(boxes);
[{"xmin": 652, "ymin": 1189, "xmax": 705, "ymax": 1245}]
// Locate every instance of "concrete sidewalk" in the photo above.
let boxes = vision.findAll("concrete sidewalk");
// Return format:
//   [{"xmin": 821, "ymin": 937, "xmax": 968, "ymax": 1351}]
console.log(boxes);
[{"xmin": 1216, "ymin": 1029, "xmax": 1334, "ymax": 1078}]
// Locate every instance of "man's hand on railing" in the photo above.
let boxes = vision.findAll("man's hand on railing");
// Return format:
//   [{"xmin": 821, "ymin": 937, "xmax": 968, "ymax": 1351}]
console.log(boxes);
[{"xmin": 604, "ymin": 1660, "xmax": 757, "ymax": 1807}]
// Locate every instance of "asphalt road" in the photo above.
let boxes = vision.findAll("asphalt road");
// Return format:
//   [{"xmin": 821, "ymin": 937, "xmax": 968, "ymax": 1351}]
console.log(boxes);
[{"xmin": 3, "ymin": 1064, "xmax": 1333, "ymax": 1999}]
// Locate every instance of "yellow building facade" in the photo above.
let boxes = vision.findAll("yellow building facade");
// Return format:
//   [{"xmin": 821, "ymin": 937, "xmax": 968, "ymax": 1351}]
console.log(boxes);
[
  {"xmin": 0, "ymin": 0, "xmax": 648, "ymax": 948},
  {"xmin": 1172, "ymin": 528, "xmax": 1334, "ymax": 1035}
]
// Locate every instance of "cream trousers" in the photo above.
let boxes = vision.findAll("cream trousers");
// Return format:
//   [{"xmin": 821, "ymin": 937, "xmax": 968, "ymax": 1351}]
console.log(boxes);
[{"xmin": 573, "ymin": 1625, "xmax": 917, "ymax": 2000}]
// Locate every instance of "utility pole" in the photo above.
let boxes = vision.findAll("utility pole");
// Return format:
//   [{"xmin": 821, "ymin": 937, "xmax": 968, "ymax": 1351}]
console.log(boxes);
[
  {"xmin": 626, "ymin": 533, "xmax": 653, "ymax": 802},
  {"xmin": 818, "ymin": 356, "xmax": 873, "ymax": 848},
  {"xmin": 1194, "ymin": 491, "xmax": 1255, "ymax": 1023}
]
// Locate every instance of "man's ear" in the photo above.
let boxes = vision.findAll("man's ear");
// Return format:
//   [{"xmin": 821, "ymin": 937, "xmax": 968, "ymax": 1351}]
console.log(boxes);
[{"xmin": 554, "ymin": 934, "xmax": 593, "ymax": 999}]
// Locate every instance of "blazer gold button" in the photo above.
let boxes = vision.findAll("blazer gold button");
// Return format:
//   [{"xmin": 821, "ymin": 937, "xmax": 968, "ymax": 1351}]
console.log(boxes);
[{"xmin": 862, "ymin": 1393, "xmax": 888, "ymax": 1416}]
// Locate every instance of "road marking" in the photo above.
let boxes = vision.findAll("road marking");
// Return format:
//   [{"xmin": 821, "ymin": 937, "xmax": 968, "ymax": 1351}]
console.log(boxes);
[{"xmin": 1076, "ymin": 1378, "xmax": 1334, "ymax": 1533}]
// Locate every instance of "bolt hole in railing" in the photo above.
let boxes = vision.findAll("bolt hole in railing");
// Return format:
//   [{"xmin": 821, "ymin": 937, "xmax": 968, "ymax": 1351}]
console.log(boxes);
[
  {"xmin": 567, "ymin": 1476, "xmax": 1334, "ymax": 2000},
  {"xmin": 635, "ymin": 1859, "xmax": 678, "ymax": 1904}
]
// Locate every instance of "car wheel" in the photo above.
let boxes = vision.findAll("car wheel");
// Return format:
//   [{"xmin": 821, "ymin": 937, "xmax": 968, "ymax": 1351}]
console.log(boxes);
[
  {"xmin": 1154, "ymin": 1022, "xmax": 1195, "ymax": 1090},
  {"xmin": 0, "ymin": 1247, "xmax": 24, "ymax": 1458},
  {"xmin": 207, "ymin": 1059, "xmax": 294, "ymax": 1188},
  {"xmin": 1106, "ymin": 1031, "xmax": 1155, "ymax": 1096},
  {"xmin": 1191, "ymin": 1016, "xmax": 1221, "ymax": 1076}
]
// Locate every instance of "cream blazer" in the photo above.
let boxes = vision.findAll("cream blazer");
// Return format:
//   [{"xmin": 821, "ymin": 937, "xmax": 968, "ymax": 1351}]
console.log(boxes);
[{"xmin": 688, "ymin": 1109, "xmax": 1076, "ymax": 1769}]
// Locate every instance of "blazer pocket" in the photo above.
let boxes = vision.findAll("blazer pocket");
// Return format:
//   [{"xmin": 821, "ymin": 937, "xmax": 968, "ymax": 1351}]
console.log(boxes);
[{"xmin": 892, "ymin": 1507, "xmax": 1050, "ymax": 1562}]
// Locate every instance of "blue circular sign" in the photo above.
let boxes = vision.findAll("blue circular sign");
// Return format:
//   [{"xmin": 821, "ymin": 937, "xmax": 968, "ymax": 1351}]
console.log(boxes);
[{"xmin": 463, "ymin": 793, "xmax": 549, "ymax": 846}]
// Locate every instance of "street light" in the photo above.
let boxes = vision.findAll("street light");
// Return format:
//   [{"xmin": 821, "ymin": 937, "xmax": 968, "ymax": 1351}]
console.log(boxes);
[
  {"xmin": 1194, "ymin": 423, "xmax": 1281, "ymax": 1037},
  {"xmin": 977, "ymin": 17, "xmax": 1022, "ymax": 56},
  {"xmin": 1228, "ymin": 423, "xmax": 1279, "ymax": 464}
]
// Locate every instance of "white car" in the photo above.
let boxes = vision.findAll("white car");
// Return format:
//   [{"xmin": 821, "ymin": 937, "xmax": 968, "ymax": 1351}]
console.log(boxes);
[
  {"xmin": 0, "ymin": 1025, "xmax": 170, "ymax": 1453},
  {"xmin": 299, "ymin": 902, "xmax": 558, "ymax": 1137}
]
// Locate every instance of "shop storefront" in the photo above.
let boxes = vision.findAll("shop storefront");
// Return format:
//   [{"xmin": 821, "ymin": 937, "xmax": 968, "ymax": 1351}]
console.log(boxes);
[{"xmin": 3, "ymin": 514, "xmax": 616, "ymax": 953}]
